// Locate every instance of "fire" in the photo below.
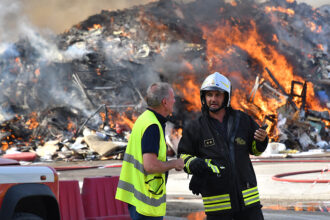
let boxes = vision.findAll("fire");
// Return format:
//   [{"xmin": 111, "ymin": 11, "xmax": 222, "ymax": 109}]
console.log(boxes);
[
  {"xmin": 272, "ymin": 34, "xmax": 279, "ymax": 43},
  {"xmin": 201, "ymin": 20, "xmax": 302, "ymax": 118},
  {"xmin": 67, "ymin": 118, "xmax": 76, "ymax": 132},
  {"xmin": 100, "ymin": 112, "xmax": 106, "ymax": 122},
  {"xmin": 173, "ymin": 74, "xmax": 202, "ymax": 112},
  {"xmin": 100, "ymin": 108, "xmax": 137, "ymax": 132},
  {"xmin": 230, "ymin": 1, "xmax": 237, "ymax": 7},
  {"xmin": 121, "ymin": 115, "xmax": 136, "ymax": 129},
  {"xmin": 139, "ymin": 10, "xmax": 169, "ymax": 42},
  {"xmin": 25, "ymin": 112, "xmax": 39, "ymax": 130},
  {"xmin": 15, "ymin": 57, "xmax": 21, "ymax": 65},
  {"xmin": 1, "ymin": 141, "xmax": 9, "ymax": 151},
  {"xmin": 187, "ymin": 211, "xmax": 206, "ymax": 220},
  {"xmin": 96, "ymin": 68, "xmax": 101, "ymax": 76},
  {"xmin": 265, "ymin": 6, "xmax": 295, "ymax": 16},
  {"xmin": 317, "ymin": 44, "xmax": 324, "ymax": 51},
  {"xmin": 306, "ymin": 21, "xmax": 322, "ymax": 33},
  {"xmin": 88, "ymin": 24, "xmax": 102, "ymax": 31},
  {"xmin": 34, "ymin": 68, "xmax": 40, "ymax": 77}
]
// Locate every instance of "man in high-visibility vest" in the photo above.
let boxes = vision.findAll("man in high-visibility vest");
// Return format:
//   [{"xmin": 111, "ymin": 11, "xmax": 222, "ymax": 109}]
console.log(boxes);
[{"xmin": 116, "ymin": 82, "xmax": 184, "ymax": 220}]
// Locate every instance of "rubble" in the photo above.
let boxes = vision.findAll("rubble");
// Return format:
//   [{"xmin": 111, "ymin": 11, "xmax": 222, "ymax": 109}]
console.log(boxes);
[{"xmin": 0, "ymin": 0, "xmax": 329, "ymax": 161}]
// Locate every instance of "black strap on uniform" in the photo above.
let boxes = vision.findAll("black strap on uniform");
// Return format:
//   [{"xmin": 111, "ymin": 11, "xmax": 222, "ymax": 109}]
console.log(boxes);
[{"xmin": 227, "ymin": 110, "xmax": 241, "ymax": 165}]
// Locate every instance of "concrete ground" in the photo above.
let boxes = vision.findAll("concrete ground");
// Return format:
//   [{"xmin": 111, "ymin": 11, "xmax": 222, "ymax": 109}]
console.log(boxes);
[
  {"xmin": 36, "ymin": 155, "xmax": 330, "ymax": 219},
  {"xmin": 165, "ymin": 159, "xmax": 330, "ymax": 217}
]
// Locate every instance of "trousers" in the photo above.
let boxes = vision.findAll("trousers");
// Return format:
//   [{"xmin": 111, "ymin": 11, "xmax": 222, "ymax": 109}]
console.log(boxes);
[
  {"xmin": 128, "ymin": 204, "xmax": 164, "ymax": 220},
  {"xmin": 206, "ymin": 206, "xmax": 264, "ymax": 220}
]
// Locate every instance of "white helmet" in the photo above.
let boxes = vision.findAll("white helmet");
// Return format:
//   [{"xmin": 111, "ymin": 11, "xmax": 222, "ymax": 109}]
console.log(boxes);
[{"xmin": 200, "ymin": 72, "xmax": 231, "ymax": 110}]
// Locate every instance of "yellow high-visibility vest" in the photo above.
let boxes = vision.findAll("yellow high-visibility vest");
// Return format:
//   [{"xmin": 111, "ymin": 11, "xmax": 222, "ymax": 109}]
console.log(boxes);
[{"xmin": 115, "ymin": 110, "xmax": 167, "ymax": 217}]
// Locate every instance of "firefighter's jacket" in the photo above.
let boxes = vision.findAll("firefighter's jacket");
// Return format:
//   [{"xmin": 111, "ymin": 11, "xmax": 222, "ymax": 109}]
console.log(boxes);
[{"xmin": 178, "ymin": 107, "xmax": 268, "ymax": 215}]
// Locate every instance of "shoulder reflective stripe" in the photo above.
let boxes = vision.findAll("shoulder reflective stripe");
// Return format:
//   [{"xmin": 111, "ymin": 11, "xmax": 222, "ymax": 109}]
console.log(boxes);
[
  {"xmin": 117, "ymin": 179, "xmax": 166, "ymax": 207},
  {"xmin": 204, "ymin": 202, "xmax": 231, "ymax": 212},
  {"xmin": 244, "ymin": 194, "xmax": 260, "ymax": 206},
  {"xmin": 123, "ymin": 153, "xmax": 147, "ymax": 175},
  {"xmin": 252, "ymin": 140, "xmax": 262, "ymax": 156},
  {"xmin": 242, "ymin": 186, "xmax": 258, "ymax": 197}
]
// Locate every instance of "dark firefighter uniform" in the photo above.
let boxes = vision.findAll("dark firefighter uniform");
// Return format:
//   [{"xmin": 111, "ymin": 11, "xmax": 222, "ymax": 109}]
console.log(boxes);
[{"xmin": 178, "ymin": 107, "xmax": 268, "ymax": 216}]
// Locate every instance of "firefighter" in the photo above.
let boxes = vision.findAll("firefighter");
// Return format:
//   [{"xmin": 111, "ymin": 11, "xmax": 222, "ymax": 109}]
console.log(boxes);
[
  {"xmin": 178, "ymin": 72, "xmax": 268, "ymax": 220},
  {"xmin": 116, "ymin": 82, "xmax": 184, "ymax": 220}
]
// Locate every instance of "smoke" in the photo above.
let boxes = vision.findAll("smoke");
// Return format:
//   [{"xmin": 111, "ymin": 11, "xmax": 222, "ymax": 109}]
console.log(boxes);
[
  {"xmin": 0, "ymin": 0, "xmax": 26, "ymax": 43},
  {"xmin": 22, "ymin": 0, "xmax": 155, "ymax": 34}
]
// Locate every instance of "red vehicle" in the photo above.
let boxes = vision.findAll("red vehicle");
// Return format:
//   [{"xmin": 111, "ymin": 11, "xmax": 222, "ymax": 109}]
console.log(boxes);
[{"xmin": 0, "ymin": 158, "xmax": 60, "ymax": 220}]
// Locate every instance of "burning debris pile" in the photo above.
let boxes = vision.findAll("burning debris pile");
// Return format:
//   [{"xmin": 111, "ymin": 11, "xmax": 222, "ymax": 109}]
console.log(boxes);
[{"xmin": 0, "ymin": 0, "xmax": 329, "ymax": 161}]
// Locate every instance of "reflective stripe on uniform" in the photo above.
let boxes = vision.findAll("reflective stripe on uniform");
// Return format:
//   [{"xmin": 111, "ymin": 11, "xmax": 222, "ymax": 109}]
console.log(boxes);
[
  {"xmin": 242, "ymin": 186, "xmax": 260, "ymax": 206},
  {"xmin": 180, "ymin": 154, "xmax": 190, "ymax": 160},
  {"xmin": 180, "ymin": 154, "xmax": 195, "ymax": 174},
  {"xmin": 203, "ymin": 194, "xmax": 231, "ymax": 212},
  {"xmin": 244, "ymin": 194, "xmax": 260, "ymax": 206},
  {"xmin": 205, "ymin": 159, "xmax": 220, "ymax": 174},
  {"xmin": 251, "ymin": 140, "xmax": 262, "ymax": 156},
  {"xmin": 123, "ymin": 153, "xmax": 148, "ymax": 175},
  {"xmin": 185, "ymin": 157, "xmax": 196, "ymax": 174},
  {"xmin": 117, "ymin": 179, "xmax": 166, "ymax": 207},
  {"xmin": 205, "ymin": 202, "xmax": 231, "ymax": 212}
]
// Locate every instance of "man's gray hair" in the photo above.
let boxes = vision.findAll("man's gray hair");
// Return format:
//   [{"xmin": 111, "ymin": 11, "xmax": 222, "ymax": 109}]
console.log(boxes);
[{"xmin": 146, "ymin": 82, "xmax": 172, "ymax": 108}]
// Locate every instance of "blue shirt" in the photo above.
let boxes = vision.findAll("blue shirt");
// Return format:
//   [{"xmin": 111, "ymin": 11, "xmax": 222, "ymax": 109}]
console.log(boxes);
[{"xmin": 141, "ymin": 108, "xmax": 167, "ymax": 155}]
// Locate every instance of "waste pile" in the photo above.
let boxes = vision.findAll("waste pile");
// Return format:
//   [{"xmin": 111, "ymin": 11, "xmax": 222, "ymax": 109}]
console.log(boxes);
[{"xmin": 0, "ymin": 0, "xmax": 329, "ymax": 162}]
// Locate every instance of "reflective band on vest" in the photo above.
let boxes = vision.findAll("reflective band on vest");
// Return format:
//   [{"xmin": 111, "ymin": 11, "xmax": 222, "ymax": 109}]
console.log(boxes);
[
  {"xmin": 117, "ymin": 179, "xmax": 166, "ymax": 206},
  {"xmin": 242, "ymin": 186, "xmax": 260, "ymax": 206},
  {"xmin": 115, "ymin": 110, "xmax": 167, "ymax": 217},
  {"xmin": 203, "ymin": 194, "xmax": 231, "ymax": 212},
  {"xmin": 123, "ymin": 153, "xmax": 147, "ymax": 175}
]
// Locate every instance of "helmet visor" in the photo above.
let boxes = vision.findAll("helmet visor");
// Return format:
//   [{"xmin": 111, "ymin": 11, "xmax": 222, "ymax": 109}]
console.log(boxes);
[{"xmin": 201, "ymin": 86, "xmax": 226, "ymax": 92}]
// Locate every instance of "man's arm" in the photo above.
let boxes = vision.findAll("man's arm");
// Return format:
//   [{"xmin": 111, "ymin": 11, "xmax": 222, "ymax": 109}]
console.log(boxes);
[{"xmin": 143, "ymin": 153, "xmax": 184, "ymax": 174}]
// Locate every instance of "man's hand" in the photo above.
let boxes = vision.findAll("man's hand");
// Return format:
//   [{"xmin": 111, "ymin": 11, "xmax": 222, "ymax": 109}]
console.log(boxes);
[
  {"xmin": 189, "ymin": 175, "xmax": 203, "ymax": 195},
  {"xmin": 254, "ymin": 127, "xmax": 268, "ymax": 142},
  {"xmin": 189, "ymin": 158, "xmax": 212, "ymax": 176},
  {"xmin": 143, "ymin": 153, "xmax": 184, "ymax": 174},
  {"xmin": 174, "ymin": 158, "xmax": 184, "ymax": 171}
]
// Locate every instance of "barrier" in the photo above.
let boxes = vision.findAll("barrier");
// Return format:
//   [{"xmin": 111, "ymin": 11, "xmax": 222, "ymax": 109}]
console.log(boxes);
[
  {"xmin": 81, "ymin": 176, "xmax": 130, "ymax": 219},
  {"xmin": 59, "ymin": 180, "xmax": 85, "ymax": 220}
]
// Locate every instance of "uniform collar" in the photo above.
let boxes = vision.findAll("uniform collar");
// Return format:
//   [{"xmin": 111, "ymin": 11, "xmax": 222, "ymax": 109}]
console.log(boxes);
[{"xmin": 147, "ymin": 108, "xmax": 168, "ymax": 125}]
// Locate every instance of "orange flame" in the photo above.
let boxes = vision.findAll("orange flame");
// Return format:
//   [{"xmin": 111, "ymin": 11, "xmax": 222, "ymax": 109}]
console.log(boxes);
[
  {"xmin": 96, "ymin": 68, "xmax": 101, "ymax": 76},
  {"xmin": 173, "ymin": 74, "xmax": 202, "ymax": 112},
  {"xmin": 265, "ymin": 6, "xmax": 295, "ymax": 16},
  {"xmin": 25, "ymin": 112, "xmax": 39, "ymax": 130},
  {"xmin": 170, "ymin": 17, "xmax": 329, "ymax": 134},
  {"xmin": 317, "ymin": 44, "xmax": 324, "ymax": 51},
  {"xmin": 34, "ymin": 68, "xmax": 40, "ymax": 77},
  {"xmin": 187, "ymin": 211, "xmax": 206, "ymax": 220},
  {"xmin": 201, "ymin": 20, "xmax": 302, "ymax": 117},
  {"xmin": 230, "ymin": 1, "xmax": 237, "ymax": 7},
  {"xmin": 121, "ymin": 112, "xmax": 137, "ymax": 129},
  {"xmin": 1, "ymin": 142, "xmax": 9, "ymax": 151},
  {"xmin": 88, "ymin": 24, "xmax": 102, "ymax": 31},
  {"xmin": 67, "ymin": 118, "xmax": 76, "ymax": 132},
  {"xmin": 306, "ymin": 21, "xmax": 322, "ymax": 33}
]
